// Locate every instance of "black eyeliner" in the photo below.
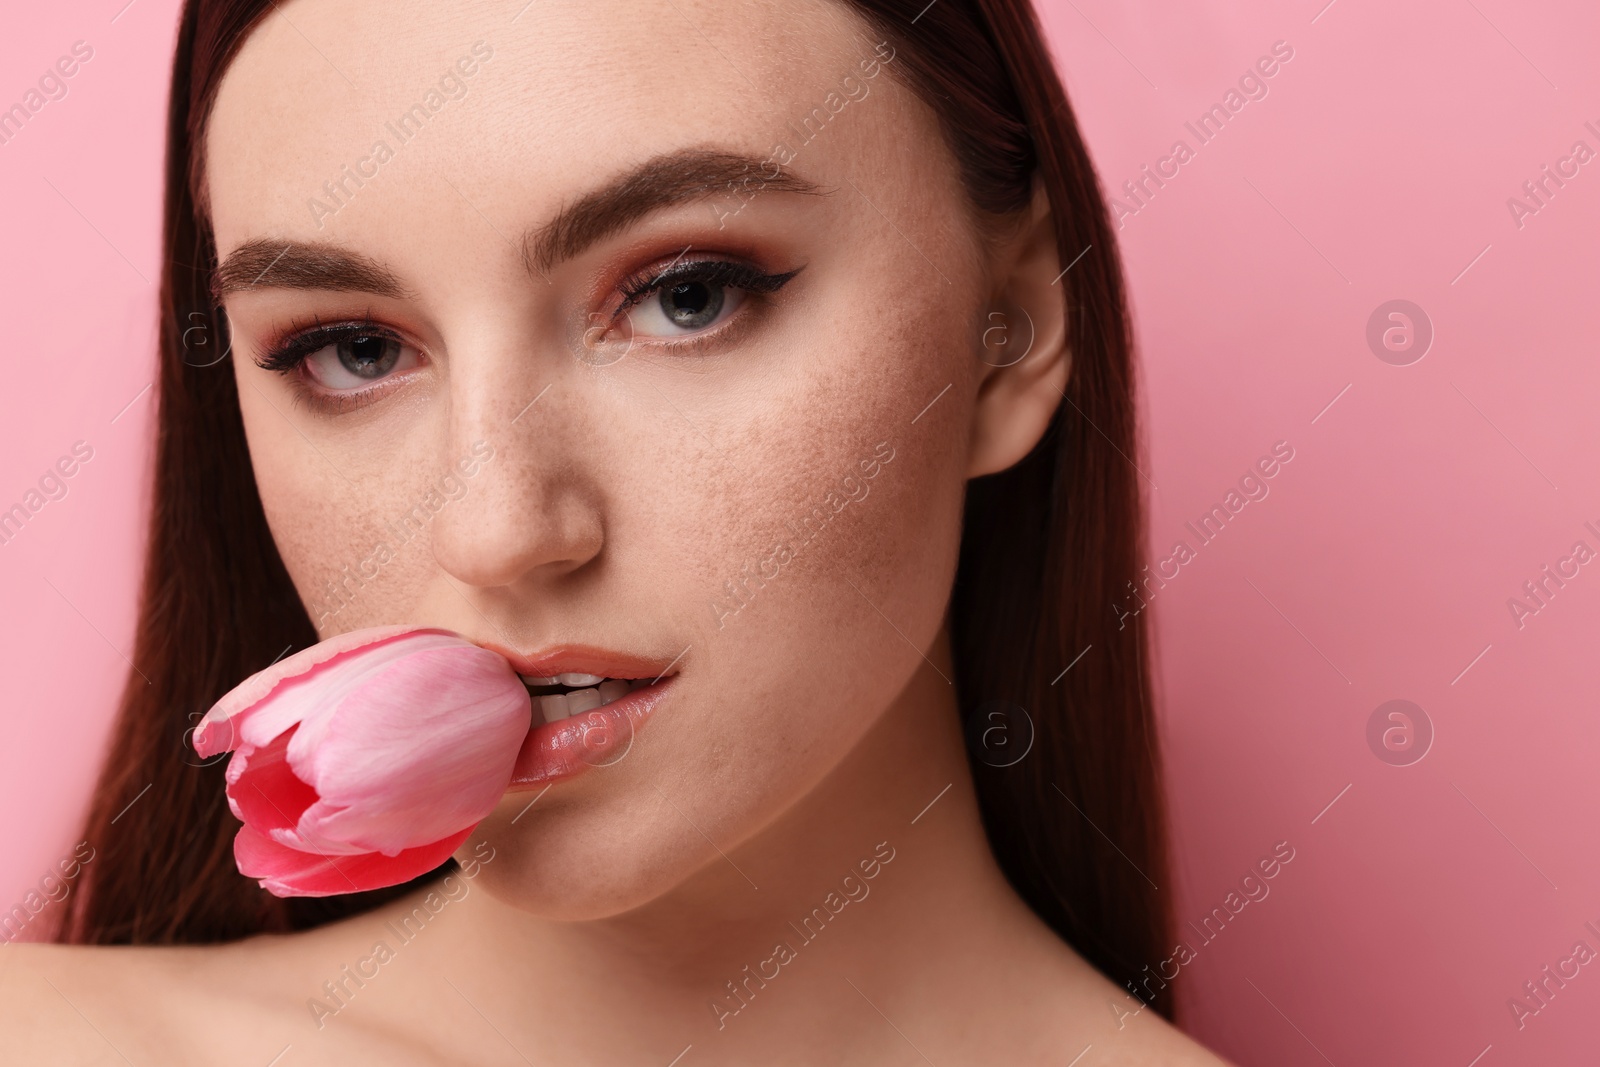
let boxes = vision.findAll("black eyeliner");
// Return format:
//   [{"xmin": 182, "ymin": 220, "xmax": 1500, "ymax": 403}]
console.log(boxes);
[
  {"xmin": 255, "ymin": 319, "xmax": 396, "ymax": 373},
  {"xmin": 616, "ymin": 259, "xmax": 801, "ymax": 314}
]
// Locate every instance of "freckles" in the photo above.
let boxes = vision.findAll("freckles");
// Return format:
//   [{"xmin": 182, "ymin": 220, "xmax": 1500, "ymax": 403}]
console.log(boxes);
[
  {"xmin": 816, "ymin": 307, "xmax": 972, "ymax": 617},
  {"xmin": 251, "ymin": 443, "xmax": 437, "ymax": 632},
  {"xmin": 681, "ymin": 248, "xmax": 978, "ymax": 636}
]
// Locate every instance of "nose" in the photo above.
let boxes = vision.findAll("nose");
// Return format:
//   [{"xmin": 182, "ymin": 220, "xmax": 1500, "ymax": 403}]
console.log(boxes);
[{"xmin": 427, "ymin": 354, "xmax": 605, "ymax": 591}]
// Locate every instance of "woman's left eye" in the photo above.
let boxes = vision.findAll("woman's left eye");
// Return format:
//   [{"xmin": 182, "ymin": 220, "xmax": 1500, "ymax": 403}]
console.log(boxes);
[
  {"xmin": 616, "ymin": 260, "xmax": 798, "ymax": 341},
  {"xmin": 629, "ymin": 277, "xmax": 744, "ymax": 336}
]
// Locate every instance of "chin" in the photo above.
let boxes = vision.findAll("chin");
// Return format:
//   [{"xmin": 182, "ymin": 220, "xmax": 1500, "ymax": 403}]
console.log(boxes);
[{"xmin": 462, "ymin": 795, "xmax": 716, "ymax": 922}]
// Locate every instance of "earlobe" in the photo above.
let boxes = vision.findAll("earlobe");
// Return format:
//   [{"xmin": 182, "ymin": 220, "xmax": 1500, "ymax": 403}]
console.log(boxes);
[{"xmin": 967, "ymin": 182, "xmax": 1071, "ymax": 479}]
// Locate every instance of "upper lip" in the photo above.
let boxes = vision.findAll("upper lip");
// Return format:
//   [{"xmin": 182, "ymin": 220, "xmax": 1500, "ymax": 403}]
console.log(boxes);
[{"xmin": 482, "ymin": 642, "xmax": 683, "ymax": 682}]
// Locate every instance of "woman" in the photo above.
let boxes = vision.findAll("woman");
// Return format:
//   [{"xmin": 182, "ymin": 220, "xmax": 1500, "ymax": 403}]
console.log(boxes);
[{"xmin": 6, "ymin": 0, "xmax": 1230, "ymax": 1062}]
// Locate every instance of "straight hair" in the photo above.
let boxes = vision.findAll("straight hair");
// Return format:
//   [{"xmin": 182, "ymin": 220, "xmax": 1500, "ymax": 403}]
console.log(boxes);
[{"xmin": 59, "ymin": 0, "xmax": 1173, "ymax": 1021}]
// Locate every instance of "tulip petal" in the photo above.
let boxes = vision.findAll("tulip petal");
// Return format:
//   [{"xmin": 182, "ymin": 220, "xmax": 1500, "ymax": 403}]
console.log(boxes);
[
  {"xmin": 198, "ymin": 625, "xmax": 533, "ymax": 896},
  {"xmin": 289, "ymin": 645, "xmax": 530, "ymax": 854},
  {"xmin": 234, "ymin": 632, "xmax": 472, "ymax": 760},
  {"xmin": 234, "ymin": 821, "xmax": 472, "ymax": 898},
  {"xmin": 193, "ymin": 626, "xmax": 460, "ymax": 758},
  {"xmin": 226, "ymin": 725, "xmax": 317, "ymax": 836}
]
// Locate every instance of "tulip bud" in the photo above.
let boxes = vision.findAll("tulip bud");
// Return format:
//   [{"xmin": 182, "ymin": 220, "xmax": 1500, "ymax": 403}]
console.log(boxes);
[{"xmin": 194, "ymin": 626, "xmax": 531, "ymax": 897}]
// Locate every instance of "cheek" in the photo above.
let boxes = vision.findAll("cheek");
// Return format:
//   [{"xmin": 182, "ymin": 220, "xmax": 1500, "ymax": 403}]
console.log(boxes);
[
  {"xmin": 645, "ymin": 271, "xmax": 975, "ymax": 686},
  {"xmin": 473, "ymin": 271, "xmax": 981, "ymax": 916},
  {"xmin": 653, "ymin": 274, "xmax": 975, "ymax": 801},
  {"xmin": 234, "ymin": 369, "xmax": 445, "ymax": 631}
]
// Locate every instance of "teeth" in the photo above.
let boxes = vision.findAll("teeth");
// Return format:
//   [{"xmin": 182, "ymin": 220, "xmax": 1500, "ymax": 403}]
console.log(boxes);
[
  {"xmin": 538, "ymin": 694, "xmax": 570, "ymax": 723},
  {"xmin": 557, "ymin": 672, "xmax": 604, "ymax": 686},
  {"xmin": 566, "ymin": 687, "xmax": 602, "ymax": 714},
  {"xmin": 533, "ymin": 677, "xmax": 652, "ymax": 724},
  {"xmin": 520, "ymin": 674, "xmax": 558, "ymax": 686}
]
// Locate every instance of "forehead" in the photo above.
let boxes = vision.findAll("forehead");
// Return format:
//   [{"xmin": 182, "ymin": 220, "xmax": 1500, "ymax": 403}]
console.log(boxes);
[{"xmin": 204, "ymin": 0, "xmax": 895, "ymax": 252}]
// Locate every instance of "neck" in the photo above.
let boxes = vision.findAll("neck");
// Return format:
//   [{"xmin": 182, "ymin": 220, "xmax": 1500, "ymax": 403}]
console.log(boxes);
[{"xmin": 401, "ymin": 633, "xmax": 1044, "ymax": 1058}]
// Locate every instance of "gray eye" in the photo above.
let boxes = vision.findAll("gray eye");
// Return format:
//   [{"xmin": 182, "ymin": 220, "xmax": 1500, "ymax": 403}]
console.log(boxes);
[
  {"xmin": 337, "ymin": 336, "xmax": 402, "ymax": 379},
  {"xmin": 301, "ymin": 332, "xmax": 421, "ymax": 391},
  {"xmin": 659, "ymin": 280, "xmax": 725, "ymax": 330}
]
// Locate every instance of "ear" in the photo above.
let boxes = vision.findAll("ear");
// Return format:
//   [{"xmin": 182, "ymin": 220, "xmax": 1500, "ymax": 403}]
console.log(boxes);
[{"xmin": 967, "ymin": 180, "xmax": 1070, "ymax": 479}]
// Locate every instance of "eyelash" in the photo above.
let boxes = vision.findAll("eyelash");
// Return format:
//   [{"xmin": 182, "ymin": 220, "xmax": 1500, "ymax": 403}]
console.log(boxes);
[
  {"xmin": 612, "ymin": 257, "xmax": 799, "ymax": 319},
  {"xmin": 254, "ymin": 315, "xmax": 414, "ymax": 416},
  {"xmin": 251, "ymin": 257, "xmax": 801, "ymax": 411}
]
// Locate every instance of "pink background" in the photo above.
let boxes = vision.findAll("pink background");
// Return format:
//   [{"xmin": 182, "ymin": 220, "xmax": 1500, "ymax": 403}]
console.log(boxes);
[{"xmin": 3, "ymin": 1, "xmax": 1597, "ymax": 1063}]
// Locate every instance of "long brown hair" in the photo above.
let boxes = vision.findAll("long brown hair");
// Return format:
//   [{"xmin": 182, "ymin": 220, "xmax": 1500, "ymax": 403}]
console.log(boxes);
[{"xmin": 60, "ymin": 0, "xmax": 1173, "ymax": 1021}]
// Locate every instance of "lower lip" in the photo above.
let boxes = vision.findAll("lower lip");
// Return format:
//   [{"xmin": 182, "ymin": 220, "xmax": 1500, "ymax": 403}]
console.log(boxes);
[{"xmin": 505, "ymin": 676, "xmax": 674, "ymax": 790}]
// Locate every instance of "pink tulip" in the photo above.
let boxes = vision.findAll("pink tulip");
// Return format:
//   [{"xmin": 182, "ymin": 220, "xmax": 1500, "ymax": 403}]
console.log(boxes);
[{"xmin": 192, "ymin": 626, "xmax": 531, "ymax": 898}]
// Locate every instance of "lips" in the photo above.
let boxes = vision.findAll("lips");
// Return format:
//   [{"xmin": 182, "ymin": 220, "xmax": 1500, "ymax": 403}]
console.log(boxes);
[
  {"xmin": 519, "ymin": 672, "xmax": 653, "ymax": 724},
  {"xmin": 483, "ymin": 644, "xmax": 682, "ymax": 790}
]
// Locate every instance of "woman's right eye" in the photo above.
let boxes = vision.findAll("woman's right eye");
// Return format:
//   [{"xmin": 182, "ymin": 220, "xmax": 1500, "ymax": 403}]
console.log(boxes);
[
  {"xmin": 255, "ymin": 324, "xmax": 426, "ymax": 396},
  {"xmin": 301, "ymin": 335, "xmax": 422, "ymax": 390}
]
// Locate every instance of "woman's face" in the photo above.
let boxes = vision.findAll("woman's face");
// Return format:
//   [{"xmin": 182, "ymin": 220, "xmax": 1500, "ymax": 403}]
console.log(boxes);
[{"xmin": 207, "ymin": 0, "xmax": 1020, "ymax": 917}]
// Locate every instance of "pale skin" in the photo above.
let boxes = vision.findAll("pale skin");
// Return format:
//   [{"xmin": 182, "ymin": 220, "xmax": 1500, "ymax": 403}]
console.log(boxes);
[{"xmin": 1, "ymin": 0, "xmax": 1231, "ymax": 1063}]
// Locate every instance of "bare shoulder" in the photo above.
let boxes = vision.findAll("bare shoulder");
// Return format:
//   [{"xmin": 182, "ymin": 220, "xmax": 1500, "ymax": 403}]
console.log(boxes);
[
  {"xmin": 1024, "ymin": 947, "xmax": 1235, "ymax": 1062},
  {"xmin": 0, "ymin": 927, "xmax": 423, "ymax": 1067},
  {"xmin": 0, "ymin": 938, "xmax": 276, "ymax": 1064},
  {"xmin": 962, "ymin": 905, "xmax": 1238, "ymax": 1067}
]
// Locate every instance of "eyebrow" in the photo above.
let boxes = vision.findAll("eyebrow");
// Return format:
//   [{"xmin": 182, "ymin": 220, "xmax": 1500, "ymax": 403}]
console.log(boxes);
[
  {"xmin": 212, "ymin": 148, "xmax": 827, "ymax": 300},
  {"xmin": 525, "ymin": 148, "xmax": 827, "ymax": 274},
  {"xmin": 211, "ymin": 241, "xmax": 411, "ymax": 300}
]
